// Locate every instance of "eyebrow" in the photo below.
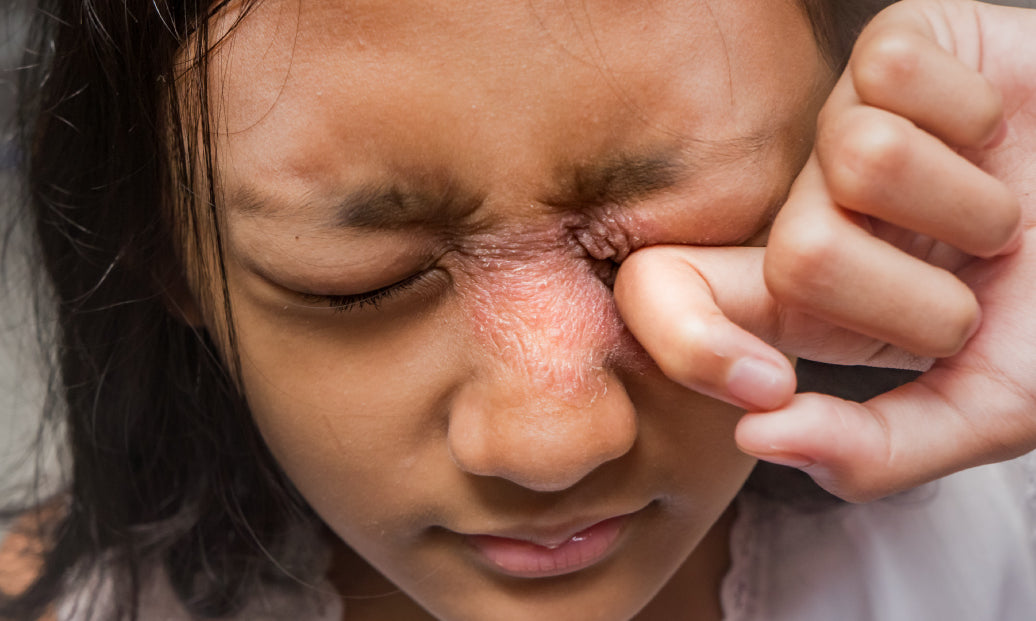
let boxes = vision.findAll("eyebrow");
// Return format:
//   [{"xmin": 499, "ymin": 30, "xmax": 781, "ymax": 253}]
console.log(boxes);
[
  {"xmin": 544, "ymin": 152, "xmax": 685, "ymax": 209},
  {"xmin": 331, "ymin": 182, "xmax": 484, "ymax": 229},
  {"xmin": 229, "ymin": 135, "xmax": 774, "ymax": 230},
  {"xmin": 229, "ymin": 179, "xmax": 484, "ymax": 230},
  {"xmin": 545, "ymin": 134, "xmax": 774, "ymax": 209}
]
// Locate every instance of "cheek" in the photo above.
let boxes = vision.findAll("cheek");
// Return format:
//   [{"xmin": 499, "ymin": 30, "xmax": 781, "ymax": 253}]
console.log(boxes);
[{"xmin": 229, "ymin": 299, "xmax": 459, "ymax": 532}]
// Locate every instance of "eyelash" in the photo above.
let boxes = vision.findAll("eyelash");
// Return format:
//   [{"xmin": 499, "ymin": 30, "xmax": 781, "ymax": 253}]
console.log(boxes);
[{"xmin": 301, "ymin": 271, "xmax": 430, "ymax": 313}]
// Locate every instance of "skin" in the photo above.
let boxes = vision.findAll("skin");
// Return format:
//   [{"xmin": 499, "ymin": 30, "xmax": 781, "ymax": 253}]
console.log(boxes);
[
  {"xmin": 4, "ymin": 0, "xmax": 1033, "ymax": 619},
  {"xmin": 616, "ymin": 0, "xmax": 1036, "ymax": 503},
  {"xmin": 202, "ymin": 0, "xmax": 830, "ymax": 619},
  {"xmin": 750, "ymin": 0, "xmax": 1036, "ymax": 500}
]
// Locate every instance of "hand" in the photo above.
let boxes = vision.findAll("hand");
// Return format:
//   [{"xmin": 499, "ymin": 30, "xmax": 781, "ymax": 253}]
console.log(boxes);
[{"xmin": 615, "ymin": 0, "xmax": 1036, "ymax": 502}]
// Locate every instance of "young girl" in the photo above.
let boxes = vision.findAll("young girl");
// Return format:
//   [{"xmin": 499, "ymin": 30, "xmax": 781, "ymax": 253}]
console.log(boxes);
[{"xmin": 3, "ymin": 0, "xmax": 1036, "ymax": 619}]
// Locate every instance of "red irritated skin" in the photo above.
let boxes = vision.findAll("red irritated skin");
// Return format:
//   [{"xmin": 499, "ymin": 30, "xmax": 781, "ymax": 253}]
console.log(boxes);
[
  {"xmin": 452, "ymin": 214, "xmax": 647, "ymax": 409},
  {"xmin": 188, "ymin": 0, "xmax": 832, "ymax": 620}
]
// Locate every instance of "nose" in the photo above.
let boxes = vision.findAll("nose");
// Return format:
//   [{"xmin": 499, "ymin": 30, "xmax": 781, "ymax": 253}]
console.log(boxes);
[
  {"xmin": 447, "ymin": 371, "xmax": 638, "ymax": 492},
  {"xmin": 446, "ymin": 250, "xmax": 639, "ymax": 492}
]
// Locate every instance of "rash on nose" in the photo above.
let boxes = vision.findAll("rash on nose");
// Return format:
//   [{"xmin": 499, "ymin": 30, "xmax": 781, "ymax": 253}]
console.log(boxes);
[{"xmin": 459, "ymin": 223, "xmax": 642, "ymax": 404}]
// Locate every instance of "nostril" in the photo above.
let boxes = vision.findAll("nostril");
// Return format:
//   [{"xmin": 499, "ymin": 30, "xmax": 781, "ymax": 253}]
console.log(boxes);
[{"xmin": 447, "ymin": 376, "xmax": 639, "ymax": 492}]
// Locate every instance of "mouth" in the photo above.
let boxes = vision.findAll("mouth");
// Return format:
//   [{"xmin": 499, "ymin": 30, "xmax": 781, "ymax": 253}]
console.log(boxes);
[{"xmin": 463, "ymin": 510, "xmax": 641, "ymax": 579}]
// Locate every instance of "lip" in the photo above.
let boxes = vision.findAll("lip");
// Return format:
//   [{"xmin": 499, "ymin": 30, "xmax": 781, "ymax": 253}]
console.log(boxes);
[{"xmin": 465, "ymin": 512, "xmax": 635, "ymax": 579}]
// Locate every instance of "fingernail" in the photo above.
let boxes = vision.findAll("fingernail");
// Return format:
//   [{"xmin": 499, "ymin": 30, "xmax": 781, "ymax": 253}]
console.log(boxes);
[
  {"xmin": 751, "ymin": 450, "xmax": 815, "ymax": 469},
  {"xmin": 727, "ymin": 357, "xmax": 791, "ymax": 411}
]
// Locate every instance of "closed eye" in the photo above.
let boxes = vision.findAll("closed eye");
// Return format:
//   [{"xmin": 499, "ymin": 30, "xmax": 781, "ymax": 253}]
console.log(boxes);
[{"xmin": 300, "ymin": 270, "xmax": 431, "ymax": 313}]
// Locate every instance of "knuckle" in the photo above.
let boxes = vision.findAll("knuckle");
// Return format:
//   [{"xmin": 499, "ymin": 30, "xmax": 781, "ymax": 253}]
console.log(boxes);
[
  {"xmin": 825, "ymin": 111, "xmax": 911, "ymax": 208},
  {"xmin": 765, "ymin": 220, "xmax": 842, "ymax": 307},
  {"xmin": 853, "ymin": 31, "xmax": 924, "ymax": 102}
]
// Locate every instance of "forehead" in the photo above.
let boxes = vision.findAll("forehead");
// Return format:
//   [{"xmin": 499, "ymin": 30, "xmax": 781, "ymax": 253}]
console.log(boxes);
[{"xmin": 210, "ymin": 0, "xmax": 825, "ymax": 228}]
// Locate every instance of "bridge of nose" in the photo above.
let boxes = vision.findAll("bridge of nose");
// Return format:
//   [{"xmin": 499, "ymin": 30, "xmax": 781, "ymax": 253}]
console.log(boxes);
[{"xmin": 446, "ymin": 241, "xmax": 642, "ymax": 491}]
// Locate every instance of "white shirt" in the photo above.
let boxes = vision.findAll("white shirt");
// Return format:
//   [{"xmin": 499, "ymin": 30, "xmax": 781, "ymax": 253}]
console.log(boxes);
[{"xmin": 723, "ymin": 453, "xmax": 1036, "ymax": 621}]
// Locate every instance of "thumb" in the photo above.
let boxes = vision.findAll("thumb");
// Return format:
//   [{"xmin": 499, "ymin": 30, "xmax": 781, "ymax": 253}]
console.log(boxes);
[{"xmin": 614, "ymin": 243, "xmax": 933, "ymax": 411}]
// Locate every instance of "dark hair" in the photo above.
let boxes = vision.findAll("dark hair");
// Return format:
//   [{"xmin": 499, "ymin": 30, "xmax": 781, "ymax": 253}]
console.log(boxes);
[
  {"xmin": 802, "ymin": 0, "xmax": 899, "ymax": 69},
  {"xmin": 1, "ymin": 2, "xmax": 315, "ymax": 619},
  {"xmin": 1, "ymin": 1, "xmax": 896, "ymax": 619}
]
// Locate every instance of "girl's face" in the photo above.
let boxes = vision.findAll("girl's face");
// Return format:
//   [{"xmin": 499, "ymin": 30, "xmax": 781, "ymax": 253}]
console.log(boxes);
[{"xmin": 207, "ymin": 0, "xmax": 829, "ymax": 618}]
